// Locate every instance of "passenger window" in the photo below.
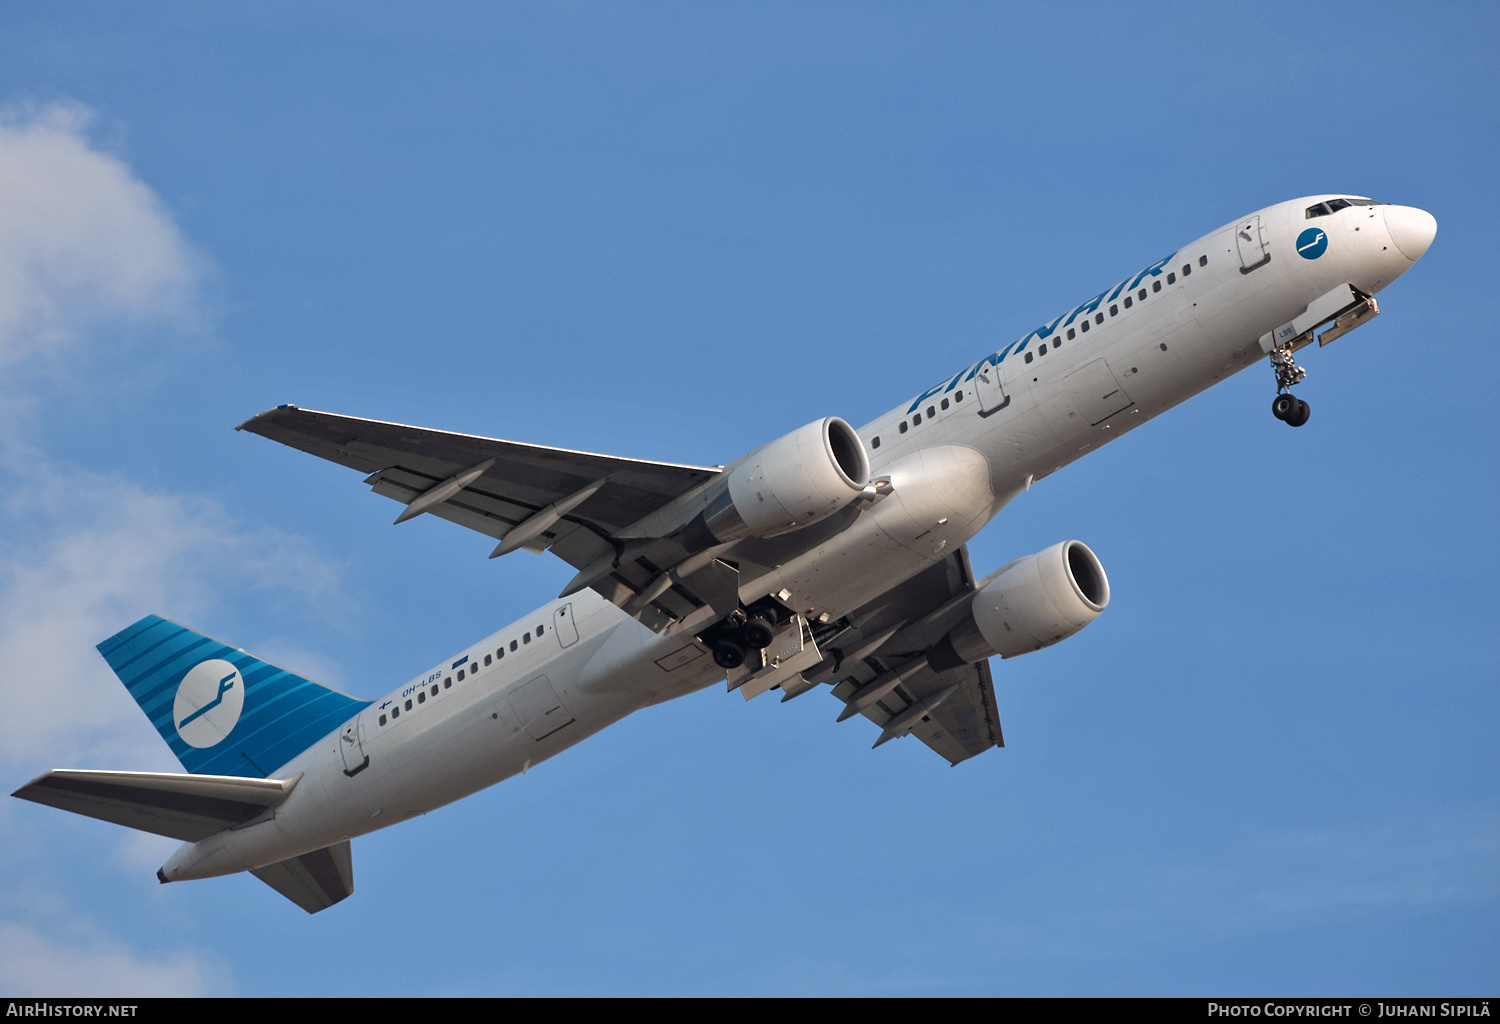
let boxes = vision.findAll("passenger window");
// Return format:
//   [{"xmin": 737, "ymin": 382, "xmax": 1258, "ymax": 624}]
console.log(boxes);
[
  {"xmin": 899, "ymin": 421, "xmax": 908, "ymax": 433},
  {"xmin": 418, "ymin": 691, "xmax": 426, "ymax": 704},
  {"xmin": 444, "ymin": 676, "xmax": 452, "ymax": 687},
  {"xmin": 523, "ymin": 633, "xmax": 531, "ymax": 644},
  {"xmin": 497, "ymin": 648, "xmax": 504, "ymax": 659},
  {"xmin": 913, "ymin": 413, "xmax": 922, "ymax": 425},
  {"xmin": 536, "ymin": 625, "xmax": 544, "ymax": 635},
  {"xmin": 405, "ymin": 699, "xmax": 412, "ymax": 711},
  {"xmin": 1152, "ymin": 281, "xmax": 1162, "ymax": 293},
  {"xmin": 1182, "ymin": 264, "xmax": 1191, "ymax": 276},
  {"xmin": 955, "ymin": 390, "xmax": 962, "ymax": 401},
  {"xmin": 872, "ymin": 436, "xmax": 880, "ymax": 448},
  {"xmin": 1199, "ymin": 255, "xmax": 1207, "ymax": 266},
  {"xmin": 940, "ymin": 398, "xmax": 949, "ymax": 410},
  {"xmin": 392, "ymin": 706, "xmax": 399, "ymax": 719},
  {"xmin": 1124, "ymin": 297, "xmax": 1133, "ymax": 309},
  {"xmin": 510, "ymin": 640, "xmax": 518, "ymax": 651},
  {"xmin": 1095, "ymin": 313, "xmax": 1103, "ymax": 325},
  {"xmin": 484, "ymin": 654, "xmax": 492, "ymax": 666},
  {"xmin": 457, "ymin": 669, "xmax": 465, "ymax": 681},
  {"xmin": 443, "ymin": 678, "xmax": 451, "ymax": 689},
  {"xmin": 1039, "ymin": 343, "xmax": 1047, "ymax": 355},
  {"xmin": 1138, "ymin": 289, "xmax": 1147, "ymax": 301},
  {"xmin": 924, "ymin": 406, "xmax": 933, "ymax": 418},
  {"xmin": 1025, "ymin": 351, "xmax": 1034, "ymax": 363},
  {"xmin": 431, "ymin": 684, "xmax": 439, "ymax": 696},
  {"xmin": 1080, "ymin": 320, "xmax": 1089, "ymax": 333},
  {"xmin": 1067, "ymin": 328, "xmax": 1076, "ymax": 340},
  {"xmin": 379, "ymin": 714, "xmax": 387, "ymax": 726},
  {"xmin": 1167, "ymin": 272, "xmax": 1176, "ymax": 284},
  {"xmin": 1054, "ymin": 338, "xmax": 1062, "ymax": 349},
  {"xmin": 1109, "ymin": 304, "xmax": 1118, "ymax": 316}
]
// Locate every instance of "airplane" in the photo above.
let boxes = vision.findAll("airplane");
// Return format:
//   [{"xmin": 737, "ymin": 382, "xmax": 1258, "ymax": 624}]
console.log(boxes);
[{"xmin": 13, "ymin": 195, "xmax": 1436, "ymax": 913}]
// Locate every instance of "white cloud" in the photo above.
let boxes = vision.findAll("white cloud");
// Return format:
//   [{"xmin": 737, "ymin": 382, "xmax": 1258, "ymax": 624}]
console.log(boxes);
[
  {"xmin": 0, "ymin": 101, "xmax": 204, "ymax": 377},
  {"xmin": 0, "ymin": 921, "xmax": 227, "ymax": 996},
  {"xmin": 0, "ymin": 97, "xmax": 348, "ymax": 996},
  {"xmin": 0, "ymin": 454, "xmax": 342, "ymax": 769},
  {"xmin": 0, "ymin": 100, "xmax": 343, "ymax": 773}
]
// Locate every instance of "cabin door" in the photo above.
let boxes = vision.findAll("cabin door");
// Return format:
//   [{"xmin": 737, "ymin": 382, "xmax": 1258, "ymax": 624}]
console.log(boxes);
[
  {"xmin": 974, "ymin": 360, "xmax": 1011, "ymax": 416},
  {"xmin": 338, "ymin": 713, "xmax": 369, "ymax": 776},
  {"xmin": 553, "ymin": 603, "xmax": 579, "ymax": 648},
  {"xmin": 1236, "ymin": 215, "xmax": 1270, "ymax": 272}
]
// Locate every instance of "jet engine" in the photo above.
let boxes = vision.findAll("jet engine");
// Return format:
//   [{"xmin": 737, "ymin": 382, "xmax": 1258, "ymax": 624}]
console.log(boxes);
[
  {"xmin": 927, "ymin": 540, "xmax": 1109, "ymax": 670},
  {"xmin": 692, "ymin": 417, "xmax": 871, "ymax": 544}
]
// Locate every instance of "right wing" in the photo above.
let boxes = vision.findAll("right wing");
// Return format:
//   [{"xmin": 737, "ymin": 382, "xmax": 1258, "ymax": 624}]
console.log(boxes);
[{"xmin": 819, "ymin": 545, "xmax": 1004, "ymax": 765}]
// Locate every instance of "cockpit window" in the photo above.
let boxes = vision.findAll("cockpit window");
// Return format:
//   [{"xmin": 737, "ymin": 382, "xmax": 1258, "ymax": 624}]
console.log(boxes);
[{"xmin": 1306, "ymin": 197, "xmax": 1382, "ymax": 218}]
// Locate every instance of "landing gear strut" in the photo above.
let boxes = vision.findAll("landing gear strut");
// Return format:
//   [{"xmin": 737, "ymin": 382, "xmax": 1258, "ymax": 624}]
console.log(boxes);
[{"xmin": 1269, "ymin": 348, "xmax": 1311, "ymax": 428}]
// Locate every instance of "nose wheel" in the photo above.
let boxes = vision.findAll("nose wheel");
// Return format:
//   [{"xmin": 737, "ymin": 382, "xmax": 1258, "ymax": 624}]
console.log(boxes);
[
  {"xmin": 1271, "ymin": 393, "xmax": 1310, "ymax": 427},
  {"xmin": 1268, "ymin": 347, "xmax": 1310, "ymax": 427}
]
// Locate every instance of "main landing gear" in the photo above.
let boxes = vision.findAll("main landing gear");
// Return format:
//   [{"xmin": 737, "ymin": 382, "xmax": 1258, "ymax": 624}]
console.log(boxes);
[
  {"xmin": 710, "ymin": 610, "xmax": 777, "ymax": 669},
  {"xmin": 1269, "ymin": 347, "xmax": 1311, "ymax": 428}
]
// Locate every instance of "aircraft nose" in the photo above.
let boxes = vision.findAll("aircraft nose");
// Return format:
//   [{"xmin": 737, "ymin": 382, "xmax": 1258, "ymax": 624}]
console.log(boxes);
[{"xmin": 1383, "ymin": 205, "xmax": 1437, "ymax": 261}]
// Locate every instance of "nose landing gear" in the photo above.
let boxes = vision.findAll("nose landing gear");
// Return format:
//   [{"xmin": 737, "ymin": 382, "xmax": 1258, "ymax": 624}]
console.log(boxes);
[
  {"xmin": 1271, "ymin": 393, "xmax": 1311, "ymax": 427},
  {"xmin": 1269, "ymin": 348, "xmax": 1311, "ymax": 428}
]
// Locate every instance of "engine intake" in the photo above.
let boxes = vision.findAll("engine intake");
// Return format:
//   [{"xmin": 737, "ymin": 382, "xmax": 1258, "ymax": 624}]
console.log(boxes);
[{"xmin": 928, "ymin": 540, "xmax": 1109, "ymax": 670}]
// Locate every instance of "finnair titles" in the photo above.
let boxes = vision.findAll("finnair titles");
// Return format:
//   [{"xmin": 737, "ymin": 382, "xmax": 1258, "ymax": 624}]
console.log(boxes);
[{"xmin": 14, "ymin": 195, "xmax": 1436, "ymax": 912}]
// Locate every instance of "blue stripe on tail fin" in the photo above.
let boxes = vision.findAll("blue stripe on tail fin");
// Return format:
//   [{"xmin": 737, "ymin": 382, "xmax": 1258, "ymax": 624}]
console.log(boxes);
[{"xmin": 97, "ymin": 615, "xmax": 370, "ymax": 778}]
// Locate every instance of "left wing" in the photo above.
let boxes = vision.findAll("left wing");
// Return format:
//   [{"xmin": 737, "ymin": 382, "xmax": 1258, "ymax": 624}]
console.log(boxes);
[{"xmin": 237, "ymin": 405, "xmax": 721, "ymax": 579}]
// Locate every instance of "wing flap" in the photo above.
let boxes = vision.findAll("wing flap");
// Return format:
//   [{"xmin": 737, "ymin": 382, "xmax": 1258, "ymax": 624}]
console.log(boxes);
[{"xmin": 12, "ymin": 769, "xmax": 298, "ymax": 842}]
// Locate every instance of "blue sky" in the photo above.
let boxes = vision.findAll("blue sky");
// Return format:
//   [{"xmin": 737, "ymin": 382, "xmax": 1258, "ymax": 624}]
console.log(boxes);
[{"xmin": 0, "ymin": 2, "xmax": 1495, "ymax": 996}]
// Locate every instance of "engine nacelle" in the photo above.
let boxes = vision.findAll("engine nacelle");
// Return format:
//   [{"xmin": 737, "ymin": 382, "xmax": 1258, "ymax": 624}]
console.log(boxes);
[
  {"xmin": 699, "ymin": 417, "xmax": 871, "ymax": 543},
  {"xmin": 928, "ymin": 540, "xmax": 1109, "ymax": 670}
]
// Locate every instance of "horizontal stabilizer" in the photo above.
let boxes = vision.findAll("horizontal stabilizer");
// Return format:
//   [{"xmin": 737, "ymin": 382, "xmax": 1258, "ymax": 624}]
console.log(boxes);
[
  {"xmin": 251, "ymin": 841, "xmax": 353, "ymax": 914},
  {"xmin": 11, "ymin": 769, "xmax": 298, "ymax": 842}
]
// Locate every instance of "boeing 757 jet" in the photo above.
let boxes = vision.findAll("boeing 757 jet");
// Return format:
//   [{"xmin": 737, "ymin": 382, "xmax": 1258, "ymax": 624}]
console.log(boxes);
[{"xmin": 14, "ymin": 195, "xmax": 1436, "ymax": 912}]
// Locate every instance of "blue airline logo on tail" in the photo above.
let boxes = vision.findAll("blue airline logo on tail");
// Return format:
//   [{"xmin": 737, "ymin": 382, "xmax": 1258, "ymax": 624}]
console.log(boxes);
[{"xmin": 173, "ymin": 660, "xmax": 245, "ymax": 748}]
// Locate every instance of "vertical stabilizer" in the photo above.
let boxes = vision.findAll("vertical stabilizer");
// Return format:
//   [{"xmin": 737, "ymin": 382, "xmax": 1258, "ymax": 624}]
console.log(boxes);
[{"xmin": 97, "ymin": 615, "xmax": 369, "ymax": 778}]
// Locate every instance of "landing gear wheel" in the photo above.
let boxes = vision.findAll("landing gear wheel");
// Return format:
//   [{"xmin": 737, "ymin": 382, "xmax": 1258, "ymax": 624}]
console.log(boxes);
[
  {"xmin": 712, "ymin": 640, "xmax": 746, "ymax": 670},
  {"xmin": 742, "ymin": 617, "xmax": 775, "ymax": 650},
  {"xmin": 1271, "ymin": 393, "xmax": 1299, "ymax": 421},
  {"xmin": 1288, "ymin": 398, "xmax": 1311, "ymax": 428}
]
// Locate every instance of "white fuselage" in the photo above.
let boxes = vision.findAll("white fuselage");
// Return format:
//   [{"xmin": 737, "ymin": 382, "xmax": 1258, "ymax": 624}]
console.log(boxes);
[{"xmin": 162, "ymin": 195, "xmax": 1431, "ymax": 883}]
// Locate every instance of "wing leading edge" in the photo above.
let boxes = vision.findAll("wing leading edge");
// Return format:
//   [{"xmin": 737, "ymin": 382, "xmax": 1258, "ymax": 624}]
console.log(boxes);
[{"xmin": 236, "ymin": 405, "xmax": 721, "ymax": 576}]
